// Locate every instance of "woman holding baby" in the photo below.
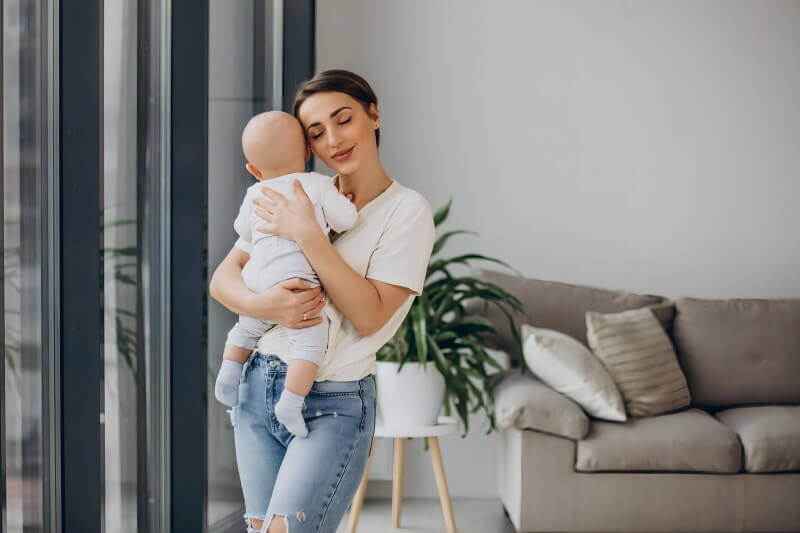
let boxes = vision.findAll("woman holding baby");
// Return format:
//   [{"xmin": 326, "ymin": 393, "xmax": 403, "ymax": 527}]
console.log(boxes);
[{"xmin": 209, "ymin": 70, "xmax": 435, "ymax": 533}]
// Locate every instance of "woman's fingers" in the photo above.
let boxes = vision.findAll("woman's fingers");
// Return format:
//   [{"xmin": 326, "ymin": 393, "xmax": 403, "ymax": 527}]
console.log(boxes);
[
  {"xmin": 258, "ymin": 186, "xmax": 287, "ymax": 206},
  {"xmin": 294, "ymin": 315, "xmax": 323, "ymax": 329},
  {"xmin": 280, "ymin": 278, "xmax": 312, "ymax": 291},
  {"xmin": 255, "ymin": 222, "xmax": 278, "ymax": 234},
  {"xmin": 310, "ymin": 297, "xmax": 326, "ymax": 315},
  {"xmin": 252, "ymin": 196, "xmax": 267, "ymax": 208},
  {"xmin": 293, "ymin": 179, "xmax": 311, "ymax": 204},
  {"xmin": 301, "ymin": 291, "xmax": 325, "ymax": 313}
]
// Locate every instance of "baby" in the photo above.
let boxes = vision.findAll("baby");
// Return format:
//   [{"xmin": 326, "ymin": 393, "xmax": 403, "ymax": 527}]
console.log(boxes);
[{"xmin": 214, "ymin": 111, "xmax": 358, "ymax": 438}]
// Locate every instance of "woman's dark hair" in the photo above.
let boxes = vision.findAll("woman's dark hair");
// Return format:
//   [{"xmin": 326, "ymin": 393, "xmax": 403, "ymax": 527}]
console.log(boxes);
[{"xmin": 293, "ymin": 69, "xmax": 380, "ymax": 147}]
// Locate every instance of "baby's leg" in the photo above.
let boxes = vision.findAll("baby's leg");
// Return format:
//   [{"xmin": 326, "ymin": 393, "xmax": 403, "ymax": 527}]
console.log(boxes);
[
  {"xmin": 273, "ymin": 360, "xmax": 318, "ymax": 439},
  {"xmin": 274, "ymin": 317, "xmax": 328, "ymax": 438},
  {"xmin": 215, "ymin": 316, "xmax": 273, "ymax": 407},
  {"xmin": 284, "ymin": 359, "xmax": 319, "ymax": 396}
]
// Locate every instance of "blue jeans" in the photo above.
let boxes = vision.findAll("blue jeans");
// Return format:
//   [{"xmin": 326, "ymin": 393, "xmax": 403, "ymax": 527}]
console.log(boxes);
[{"xmin": 232, "ymin": 352, "xmax": 376, "ymax": 533}]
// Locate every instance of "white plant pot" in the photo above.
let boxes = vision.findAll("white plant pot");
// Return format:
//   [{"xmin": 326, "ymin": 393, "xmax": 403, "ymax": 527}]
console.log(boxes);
[{"xmin": 376, "ymin": 360, "xmax": 445, "ymax": 427}]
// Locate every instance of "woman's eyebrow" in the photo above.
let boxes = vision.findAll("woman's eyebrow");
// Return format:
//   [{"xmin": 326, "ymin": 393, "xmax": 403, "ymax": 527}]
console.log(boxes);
[{"xmin": 306, "ymin": 106, "xmax": 352, "ymax": 131}]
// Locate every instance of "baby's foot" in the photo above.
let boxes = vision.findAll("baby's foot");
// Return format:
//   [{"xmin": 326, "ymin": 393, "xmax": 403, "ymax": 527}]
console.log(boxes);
[
  {"xmin": 275, "ymin": 389, "xmax": 309, "ymax": 438},
  {"xmin": 214, "ymin": 360, "xmax": 243, "ymax": 407}
]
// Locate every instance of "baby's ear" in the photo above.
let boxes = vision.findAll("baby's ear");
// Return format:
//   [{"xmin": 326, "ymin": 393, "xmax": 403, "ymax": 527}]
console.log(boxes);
[{"xmin": 245, "ymin": 162, "xmax": 263, "ymax": 180}]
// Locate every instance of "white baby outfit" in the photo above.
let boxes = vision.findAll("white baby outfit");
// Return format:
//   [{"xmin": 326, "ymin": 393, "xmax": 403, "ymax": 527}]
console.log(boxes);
[{"xmin": 225, "ymin": 171, "xmax": 358, "ymax": 365}]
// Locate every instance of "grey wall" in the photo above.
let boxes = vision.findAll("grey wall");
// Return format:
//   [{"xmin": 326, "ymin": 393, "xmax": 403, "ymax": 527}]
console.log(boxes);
[{"xmin": 316, "ymin": 0, "xmax": 800, "ymax": 499}]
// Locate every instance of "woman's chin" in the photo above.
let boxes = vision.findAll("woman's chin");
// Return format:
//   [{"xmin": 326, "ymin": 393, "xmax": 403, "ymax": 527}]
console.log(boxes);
[{"xmin": 327, "ymin": 159, "xmax": 359, "ymax": 176}]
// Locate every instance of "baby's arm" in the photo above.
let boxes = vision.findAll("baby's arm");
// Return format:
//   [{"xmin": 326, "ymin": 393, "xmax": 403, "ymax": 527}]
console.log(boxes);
[
  {"xmin": 233, "ymin": 186, "xmax": 254, "ymax": 250},
  {"xmin": 319, "ymin": 178, "xmax": 358, "ymax": 233}
]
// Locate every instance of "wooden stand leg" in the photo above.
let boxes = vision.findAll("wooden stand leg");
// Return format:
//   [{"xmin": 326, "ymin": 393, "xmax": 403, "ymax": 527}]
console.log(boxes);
[
  {"xmin": 392, "ymin": 437, "xmax": 406, "ymax": 528},
  {"xmin": 428, "ymin": 436, "xmax": 457, "ymax": 533},
  {"xmin": 347, "ymin": 437, "xmax": 374, "ymax": 533}
]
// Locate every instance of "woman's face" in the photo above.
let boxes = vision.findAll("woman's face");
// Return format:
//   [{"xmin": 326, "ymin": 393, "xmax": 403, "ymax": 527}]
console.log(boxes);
[{"xmin": 297, "ymin": 91, "xmax": 379, "ymax": 176}]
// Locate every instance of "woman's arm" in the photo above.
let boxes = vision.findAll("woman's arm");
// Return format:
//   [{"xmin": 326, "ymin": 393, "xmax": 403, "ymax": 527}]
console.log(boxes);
[
  {"xmin": 208, "ymin": 245, "xmax": 327, "ymax": 328},
  {"xmin": 298, "ymin": 230, "xmax": 412, "ymax": 336}
]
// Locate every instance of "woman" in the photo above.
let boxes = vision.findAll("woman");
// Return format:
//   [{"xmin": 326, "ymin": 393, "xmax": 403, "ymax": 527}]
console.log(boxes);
[{"xmin": 209, "ymin": 70, "xmax": 435, "ymax": 533}]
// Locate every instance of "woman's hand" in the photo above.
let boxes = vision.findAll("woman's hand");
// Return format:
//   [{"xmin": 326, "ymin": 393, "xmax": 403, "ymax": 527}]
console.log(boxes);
[
  {"xmin": 253, "ymin": 180, "xmax": 322, "ymax": 246},
  {"xmin": 249, "ymin": 278, "xmax": 327, "ymax": 328}
]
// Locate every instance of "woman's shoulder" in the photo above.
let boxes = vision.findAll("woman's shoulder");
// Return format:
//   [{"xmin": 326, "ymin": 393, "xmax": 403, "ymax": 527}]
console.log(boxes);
[
  {"xmin": 384, "ymin": 181, "xmax": 433, "ymax": 218},
  {"xmin": 377, "ymin": 182, "xmax": 434, "ymax": 239}
]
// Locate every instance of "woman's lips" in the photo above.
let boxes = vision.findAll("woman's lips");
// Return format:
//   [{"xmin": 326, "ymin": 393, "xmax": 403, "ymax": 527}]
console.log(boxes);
[{"xmin": 332, "ymin": 146, "xmax": 354, "ymax": 162}]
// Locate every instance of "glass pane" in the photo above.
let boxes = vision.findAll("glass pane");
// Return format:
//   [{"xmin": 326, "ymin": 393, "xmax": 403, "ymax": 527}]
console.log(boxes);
[
  {"xmin": 3, "ymin": 1, "xmax": 48, "ymax": 530},
  {"xmin": 206, "ymin": 0, "xmax": 275, "ymax": 526},
  {"xmin": 102, "ymin": 0, "xmax": 138, "ymax": 531}
]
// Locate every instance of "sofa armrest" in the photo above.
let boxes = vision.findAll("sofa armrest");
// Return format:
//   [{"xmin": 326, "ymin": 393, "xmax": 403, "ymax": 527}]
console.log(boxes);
[{"xmin": 492, "ymin": 368, "xmax": 590, "ymax": 440}]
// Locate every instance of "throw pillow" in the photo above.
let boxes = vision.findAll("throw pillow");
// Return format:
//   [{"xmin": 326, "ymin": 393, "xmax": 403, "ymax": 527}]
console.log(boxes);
[
  {"xmin": 521, "ymin": 324, "xmax": 627, "ymax": 422},
  {"xmin": 493, "ymin": 368, "xmax": 590, "ymax": 440},
  {"xmin": 585, "ymin": 307, "xmax": 691, "ymax": 417}
]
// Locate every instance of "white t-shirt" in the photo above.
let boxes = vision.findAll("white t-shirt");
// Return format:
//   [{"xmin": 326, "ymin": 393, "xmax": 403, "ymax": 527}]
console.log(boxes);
[{"xmin": 234, "ymin": 176, "xmax": 435, "ymax": 381}]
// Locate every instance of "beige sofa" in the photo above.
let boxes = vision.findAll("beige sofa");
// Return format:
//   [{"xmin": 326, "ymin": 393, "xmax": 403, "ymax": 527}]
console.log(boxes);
[{"xmin": 473, "ymin": 269, "xmax": 800, "ymax": 532}]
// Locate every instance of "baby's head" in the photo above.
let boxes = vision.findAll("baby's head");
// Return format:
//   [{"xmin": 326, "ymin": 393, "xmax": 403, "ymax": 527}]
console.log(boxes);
[{"xmin": 241, "ymin": 111, "xmax": 307, "ymax": 180}]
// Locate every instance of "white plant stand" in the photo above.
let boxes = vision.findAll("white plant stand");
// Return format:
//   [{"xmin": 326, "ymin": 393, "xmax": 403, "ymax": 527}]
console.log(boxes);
[{"xmin": 347, "ymin": 415, "xmax": 459, "ymax": 533}]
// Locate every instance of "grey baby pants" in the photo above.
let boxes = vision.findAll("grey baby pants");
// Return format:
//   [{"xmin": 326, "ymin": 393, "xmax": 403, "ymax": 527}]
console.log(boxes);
[{"xmin": 225, "ymin": 237, "xmax": 328, "ymax": 365}]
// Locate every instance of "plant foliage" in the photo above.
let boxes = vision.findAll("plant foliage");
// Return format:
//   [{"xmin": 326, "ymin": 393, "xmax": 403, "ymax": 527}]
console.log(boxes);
[{"xmin": 377, "ymin": 198, "xmax": 527, "ymax": 436}]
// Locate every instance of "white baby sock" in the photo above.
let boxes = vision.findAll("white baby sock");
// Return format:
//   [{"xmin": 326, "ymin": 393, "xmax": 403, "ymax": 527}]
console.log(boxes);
[
  {"xmin": 275, "ymin": 388, "xmax": 309, "ymax": 438},
  {"xmin": 214, "ymin": 360, "xmax": 243, "ymax": 407}
]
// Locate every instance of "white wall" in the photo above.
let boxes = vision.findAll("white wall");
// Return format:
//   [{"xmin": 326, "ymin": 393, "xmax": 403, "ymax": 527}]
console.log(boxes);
[{"xmin": 316, "ymin": 0, "xmax": 800, "ymax": 498}]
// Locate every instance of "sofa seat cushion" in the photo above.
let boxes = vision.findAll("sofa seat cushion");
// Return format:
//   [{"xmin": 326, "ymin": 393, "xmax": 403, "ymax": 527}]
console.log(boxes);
[
  {"xmin": 715, "ymin": 405, "xmax": 800, "ymax": 473},
  {"xmin": 576, "ymin": 408, "xmax": 741, "ymax": 473}
]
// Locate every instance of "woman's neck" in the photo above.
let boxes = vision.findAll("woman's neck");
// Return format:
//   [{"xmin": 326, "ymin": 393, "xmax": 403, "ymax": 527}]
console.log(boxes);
[{"xmin": 336, "ymin": 159, "xmax": 392, "ymax": 211}]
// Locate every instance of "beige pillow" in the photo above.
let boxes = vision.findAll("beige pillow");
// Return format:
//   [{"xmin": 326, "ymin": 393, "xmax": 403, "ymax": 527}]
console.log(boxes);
[
  {"xmin": 522, "ymin": 324, "xmax": 626, "ymax": 422},
  {"xmin": 586, "ymin": 307, "xmax": 691, "ymax": 417},
  {"xmin": 493, "ymin": 369, "xmax": 590, "ymax": 440}
]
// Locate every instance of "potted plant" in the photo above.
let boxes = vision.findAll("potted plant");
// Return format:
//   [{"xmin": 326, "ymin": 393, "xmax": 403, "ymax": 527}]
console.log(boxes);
[{"xmin": 376, "ymin": 199, "xmax": 526, "ymax": 437}]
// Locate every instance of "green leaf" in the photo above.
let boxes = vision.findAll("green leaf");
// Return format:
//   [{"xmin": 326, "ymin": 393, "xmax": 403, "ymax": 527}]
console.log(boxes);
[
  {"xmin": 431, "ymin": 230, "xmax": 476, "ymax": 256},
  {"xmin": 410, "ymin": 300, "xmax": 428, "ymax": 365},
  {"xmin": 432, "ymin": 198, "xmax": 452, "ymax": 227}
]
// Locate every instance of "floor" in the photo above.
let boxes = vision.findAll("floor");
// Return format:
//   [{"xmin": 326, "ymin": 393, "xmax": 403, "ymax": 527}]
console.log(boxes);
[{"xmin": 336, "ymin": 497, "xmax": 517, "ymax": 533}]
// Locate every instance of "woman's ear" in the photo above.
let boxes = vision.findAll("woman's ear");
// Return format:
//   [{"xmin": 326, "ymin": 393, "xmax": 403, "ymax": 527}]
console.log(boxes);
[
  {"xmin": 369, "ymin": 102, "xmax": 380, "ymax": 129},
  {"xmin": 245, "ymin": 162, "xmax": 263, "ymax": 180}
]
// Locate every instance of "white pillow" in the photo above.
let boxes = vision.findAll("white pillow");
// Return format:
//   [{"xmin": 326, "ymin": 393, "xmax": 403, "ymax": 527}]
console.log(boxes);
[{"xmin": 521, "ymin": 324, "xmax": 627, "ymax": 422}]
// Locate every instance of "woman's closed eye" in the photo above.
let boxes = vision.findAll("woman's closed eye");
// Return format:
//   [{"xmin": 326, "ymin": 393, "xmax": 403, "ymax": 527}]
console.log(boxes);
[{"xmin": 309, "ymin": 118, "xmax": 350, "ymax": 139}]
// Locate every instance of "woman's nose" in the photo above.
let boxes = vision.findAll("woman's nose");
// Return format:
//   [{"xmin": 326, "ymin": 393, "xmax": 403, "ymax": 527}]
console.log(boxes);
[{"xmin": 327, "ymin": 129, "xmax": 341, "ymax": 148}]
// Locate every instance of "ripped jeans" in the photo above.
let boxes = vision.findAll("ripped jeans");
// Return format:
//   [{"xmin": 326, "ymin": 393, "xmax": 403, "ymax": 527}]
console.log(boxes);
[{"xmin": 232, "ymin": 352, "xmax": 376, "ymax": 533}]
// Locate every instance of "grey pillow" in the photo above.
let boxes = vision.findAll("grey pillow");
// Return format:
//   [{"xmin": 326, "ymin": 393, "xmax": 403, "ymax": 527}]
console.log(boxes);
[{"xmin": 493, "ymin": 368, "xmax": 590, "ymax": 440}]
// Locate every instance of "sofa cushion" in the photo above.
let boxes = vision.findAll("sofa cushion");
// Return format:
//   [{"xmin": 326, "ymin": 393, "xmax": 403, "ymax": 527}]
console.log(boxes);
[
  {"xmin": 473, "ymin": 268, "xmax": 671, "ymax": 364},
  {"xmin": 672, "ymin": 297, "xmax": 800, "ymax": 407},
  {"xmin": 586, "ymin": 307, "xmax": 691, "ymax": 417},
  {"xmin": 715, "ymin": 406, "xmax": 800, "ymax": 473},
  {"xmin": 492, "ymin": 368, "xmax": 590, "ymax": 440},
  {"xmin": 576, "ymin": 408, "xmax": 741, "ymax": 473},
  {"xmin": 522, "ymin": 324, "xmax": 626, "ymax": 422}
]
